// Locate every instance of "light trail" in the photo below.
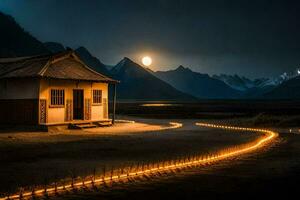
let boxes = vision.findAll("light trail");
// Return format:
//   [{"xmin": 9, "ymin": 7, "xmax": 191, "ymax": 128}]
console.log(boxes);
[
  {"xmin": 113, "ymin": 120, "xmax": 182, "ymax": 130},
  {"xmin": 0, "ymin": 122, "xmax": 277, "ymax": 200},
  {"xmin": 166, "ymin": 122, "xmax": 183, "ymax": 129},
  {"xmin": 114, "ymin": 119, "xmax": 135, "ymax": 123}
]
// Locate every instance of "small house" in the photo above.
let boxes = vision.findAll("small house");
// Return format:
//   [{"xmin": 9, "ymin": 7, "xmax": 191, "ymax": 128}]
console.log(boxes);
[{"xmin": 0, "ymin": 51, "xmax": 118, "ymax": 128}]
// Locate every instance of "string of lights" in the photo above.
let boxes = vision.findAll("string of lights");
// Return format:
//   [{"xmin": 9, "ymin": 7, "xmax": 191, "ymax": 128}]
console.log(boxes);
[{"xmin": 0, "ymin": 122, "xmax": 277, "ymax": 200}]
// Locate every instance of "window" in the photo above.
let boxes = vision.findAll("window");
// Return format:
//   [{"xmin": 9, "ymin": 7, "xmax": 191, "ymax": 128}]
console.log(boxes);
[
  {"xmin": 93, "ymin": 90, "xmax": 102, "ymax": 104},
  {"xmin": 50, "ymin": 89, "xmax": 65, "ymax": 106}
]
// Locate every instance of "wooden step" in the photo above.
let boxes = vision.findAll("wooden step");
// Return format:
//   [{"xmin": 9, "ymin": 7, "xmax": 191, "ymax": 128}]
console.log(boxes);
[
  {"xmin": 68, "ymin": 120, "xmax": 112, "ymax": 129},
  {"xmin": 69, "ymin": 123, "xmax": 97, "ymax": 129},
  {"xmin": 95, "ymin": 121, "xmax": 112, "ymax": 127},
  {"xmin": 78, "ymin": 124, "xmax": 97, "ymax": 128}
]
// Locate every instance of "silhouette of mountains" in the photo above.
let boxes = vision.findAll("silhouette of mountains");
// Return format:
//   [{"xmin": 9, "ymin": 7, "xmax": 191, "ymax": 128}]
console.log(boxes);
[
  {"xmin": 213, "ymin": 73, "xmax": 289, "ymax": 91},
  {"xmin": 0, "ymin": 12, "xmax": 49, "ymax": 57},
  {"xmin": 44, "ymin": 43, "xmax": 111, "ymax": 76},
  {"xmin": 213, "ymin": 71, "xmax": 300, "ymax": 98},
  {"xmin": 75, "ymin": 46, "xmax": 111, "ymax": 76},
  {"xmin": 44, "ymin": 42, "xmax": 65, "ymax": 53},
  {"xmin": 110, "ymin": 58, "xmax": 196, "ymax": 101},
  {"xmin": 2, "ymin": 10, "xmax": 300, "ymax": 100},
  {"xmin": 212, "ymin": 74, "xmax": 277, "ymax": 98},
  {"xmin": 264, "ymin": 76, "xmax": 300, "ymax": 99},
  {"xmin": 155, "ymin": 66, "xmax": 241, "ymax": 99}
]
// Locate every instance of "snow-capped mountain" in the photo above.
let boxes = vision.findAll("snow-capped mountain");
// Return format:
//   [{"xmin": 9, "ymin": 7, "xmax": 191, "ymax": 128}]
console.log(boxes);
[
  {"xmin": 264, "ymin": 75, "xmax": 300, "ymax": 99},
  {"xmin": 213, "ymin": 68, "xmax": 300, "ymax": 92},
  {"xmin": 276, "ymin": 68, "xmax": 300, "ymax": 84},
  {"xmin": 212, "ymin": 74, "xmax": 274, "ymax": 91}
]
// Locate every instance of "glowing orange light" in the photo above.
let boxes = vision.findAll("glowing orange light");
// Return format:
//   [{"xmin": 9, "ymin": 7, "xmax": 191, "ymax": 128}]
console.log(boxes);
[{"xmin": 0, "ymin": 122, "xmax": 277, "ymax": 200}]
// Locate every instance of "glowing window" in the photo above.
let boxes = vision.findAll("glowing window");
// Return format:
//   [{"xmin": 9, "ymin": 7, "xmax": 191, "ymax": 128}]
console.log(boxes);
[
  {"xmin": 93, "ymin": 90, "xmax": 102, "ymax": 104},
  {"xmin": 50, "ymin": 89, "xmax": 65, "ymax": 106}
]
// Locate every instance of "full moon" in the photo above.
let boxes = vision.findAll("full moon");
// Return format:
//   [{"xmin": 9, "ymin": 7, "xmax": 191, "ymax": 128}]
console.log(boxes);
[{"xmin": 142, "ymin": 56, "xmax": 152, "ymax": 66}]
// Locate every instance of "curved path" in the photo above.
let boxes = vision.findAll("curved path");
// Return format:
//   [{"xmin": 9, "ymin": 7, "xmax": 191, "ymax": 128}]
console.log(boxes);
[{"xmin": 0, "ymin": 122, "xmax": 278, "ymax": 200}]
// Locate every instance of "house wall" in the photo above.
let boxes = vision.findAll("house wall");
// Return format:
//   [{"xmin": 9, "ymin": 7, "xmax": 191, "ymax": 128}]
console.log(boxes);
[
  {"xmin": 0, "ymin": 78, "xmax": 39, "ymax": 99},
  {"xmin": 0, "ymin": 79, "xmax": 39, "ymax": 125},
  {"xmin": 39, "ymin": 79, "xmax": 108, "ymax": 124}
]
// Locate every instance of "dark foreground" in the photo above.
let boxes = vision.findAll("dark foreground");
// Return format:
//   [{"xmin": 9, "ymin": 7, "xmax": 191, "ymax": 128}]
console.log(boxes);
[
  {"xmin": 0, "ymin": 119, "xmax": 258, "ymax": 196},
  {"xmin": 55, "ymin": 132, "xmax": 300, "ymax": 200},
  {"xmin": 55, "ymin": 101, "xmax": 300, "ymax": 200},
  {"xmin": 2, "ymin": 101, "xmax": 300, "ymax": 199}
]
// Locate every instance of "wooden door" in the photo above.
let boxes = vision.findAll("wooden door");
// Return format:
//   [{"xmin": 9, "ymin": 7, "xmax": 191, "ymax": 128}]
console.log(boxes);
[{"xmin": 73, "ymin": 89, "xmax": 84, "ymax": 120}]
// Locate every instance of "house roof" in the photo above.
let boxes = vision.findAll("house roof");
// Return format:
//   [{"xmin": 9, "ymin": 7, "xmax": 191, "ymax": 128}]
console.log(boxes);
[{"xmin": 0, "ymin": 51, "xmax": 118, "ymax": 83}]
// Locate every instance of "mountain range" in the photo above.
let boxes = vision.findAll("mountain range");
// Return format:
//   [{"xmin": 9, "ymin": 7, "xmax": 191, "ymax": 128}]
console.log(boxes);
[
  {"xmin": 42, "ymin": 41, "xmax": 195, "ymax": 101},
  {"xmin": 264, "ymin": 76, "xmax": 300, "ymax": 99},
  {"xmin": 110, "ymin": 58, "xmax": 196, "ymax": 101},
  {"xmin": 212, "ymin": 74, "xmax": 275, "ymax": 91},
  {"xmin": 155, "ymin": 66, "xmax": 241, "ymax": 99},
  {"xmin": 1, "ymin": 11, "xmax": 300, "ymax": 100},
  {"xmin": 213, "ymin": 70, "xmax": 300, "ymax": 92}
]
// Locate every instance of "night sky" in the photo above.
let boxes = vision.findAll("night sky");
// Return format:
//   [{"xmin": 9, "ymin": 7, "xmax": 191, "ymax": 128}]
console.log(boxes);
[{"xmin": 0, "ymin": 0, "xmax": 300, "ymax": 78}]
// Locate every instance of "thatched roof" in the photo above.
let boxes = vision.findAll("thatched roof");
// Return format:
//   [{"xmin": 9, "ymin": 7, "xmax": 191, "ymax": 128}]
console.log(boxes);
[{"xmin": 0, "ymin": 51, "xmax": 118, "ymax": 83}]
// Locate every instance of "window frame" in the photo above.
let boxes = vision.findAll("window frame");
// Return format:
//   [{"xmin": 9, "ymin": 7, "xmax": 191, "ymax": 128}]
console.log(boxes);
[
  {"xmin": 49, "ymin": 88, "xmax": 65, "ymax": 108},
  {"xmin": 92, "ymin": 89, "xmax": 102, "ymax": 105}
]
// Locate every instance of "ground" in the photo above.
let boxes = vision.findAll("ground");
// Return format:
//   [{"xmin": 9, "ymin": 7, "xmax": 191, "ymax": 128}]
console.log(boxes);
[
  {"xmin": 1, "ymin": 100, "xmax": 300, "ymax": 199},
  {"xmin": 0, "ymin": 117, "xmax": 259, "ymax": 195},
  {"xmin": 49, "ymin": 127, "xmax": 300, "ymax": 200},
  {"xmin": 58, "ymin": 132, "xmax": 300, "ymax": 200}
]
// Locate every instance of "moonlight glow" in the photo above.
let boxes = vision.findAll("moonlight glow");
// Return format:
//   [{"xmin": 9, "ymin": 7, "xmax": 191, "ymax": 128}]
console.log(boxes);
[{"xmin": 142, "ymin": 56, "xmax": 152, "ymax": 66}]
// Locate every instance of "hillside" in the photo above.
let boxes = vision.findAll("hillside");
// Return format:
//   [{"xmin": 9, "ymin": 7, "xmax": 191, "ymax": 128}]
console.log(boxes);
[
  {"xmin": 155, "ymin": 66, "xmax": 241, "ymax": 99},
  {"xmin": 110, "ymin": 58, "xmax": 196, "ymax": 101},
  {"xmin": 0, "ymin": 12, "xmax": 49, "ymax": 57},
  {"xmin": 264, "ymin": 76, "xmax": 300, "ymax": 99},
  {"xmin": 44, "ymin": 42, "xmax": 65, "ymax": 53},
  {"xmin": 75, "ymin": 46, "xmax": 111, "ymax": 76}
]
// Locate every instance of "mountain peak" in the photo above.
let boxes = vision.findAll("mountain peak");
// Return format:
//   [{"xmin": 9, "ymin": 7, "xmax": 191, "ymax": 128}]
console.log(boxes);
[
  {"xmin": 76, "ymin": 46, "xmax": 90, "ymax": 55},
  {"xmin": 154, "ymin": 66, "xmax": 241, "ymax": 99},
  {"xmin": 177, "ymin": 65, "xmax": 185, "ymax": 70},
  {"xmin": 44, "ymin": 42, "xmax": 65, "ymax": 53},
  {"xmin": 112, "ymin": 57, "xmax": 144, "ymax": 74},
  {"xmin": 175, "ymin": 65, "xmax": 191, "ymax": 72},
  {"xmin": 121, "ymin": 57, "xmax": 135, "ymax": 64},
  {"xmin": 110, "ymin": 57, "xmax": 196, "ymax": 101},
  {"xmin": 74, "ymin": 46, "xmax": 110, "ymax": 76},
  {"xmin": 118, "ymin": 57, "xmax": 144, "ymax": 68}
]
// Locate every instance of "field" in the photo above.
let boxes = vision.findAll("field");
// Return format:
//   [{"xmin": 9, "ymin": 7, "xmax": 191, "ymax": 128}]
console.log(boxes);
[
  {"xmin": 1, "ymin": 100, "xmax": 300, "ymax": 199},
  {"xmin": 0, "ymin": 118, "xmax": 259, "ymax": 196},
  {"xmin": 56, "ymin": 132, "xmax": 300, "ymax": 200},
  {"xmin": 115, "ymin": 100, "xmax": 300, "ymax": 127}
]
